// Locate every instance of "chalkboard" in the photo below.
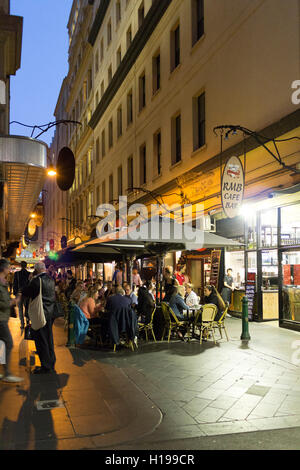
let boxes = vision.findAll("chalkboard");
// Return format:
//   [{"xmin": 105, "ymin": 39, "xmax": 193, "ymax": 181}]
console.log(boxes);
[
  {"xmin": 245, "ymin": 272, "xmax": 256, "ymax": 321},
  {"xmin": 209, "ymin": 250, "xmax": 221, "ymax": 289}
]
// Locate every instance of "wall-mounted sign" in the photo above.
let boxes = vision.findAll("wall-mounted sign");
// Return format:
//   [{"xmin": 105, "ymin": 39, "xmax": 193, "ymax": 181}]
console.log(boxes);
[{"xmin": 221, "ymin": 156, "xmax": 245, "ymax": 219}]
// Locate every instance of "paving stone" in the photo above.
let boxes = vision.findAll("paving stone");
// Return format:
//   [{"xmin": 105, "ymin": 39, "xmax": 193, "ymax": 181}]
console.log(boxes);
[
  {"xmin": 246, "ymin": 385, "xmax": 271, "ymax": 397},
  {"xmin": 195, "ymin": 406, "xmax": 225, "ymax": 424},
  {"xmin": 183, "ymin": 398, "xmax": 211, "ymax": 417}
]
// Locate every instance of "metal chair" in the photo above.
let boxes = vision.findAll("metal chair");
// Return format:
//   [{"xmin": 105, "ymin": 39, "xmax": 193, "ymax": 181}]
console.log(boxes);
[
  {"xmin": 213, "ymin": 306, "xmax": 229, "ymax": 341},
  {"xmin": 194, "ymin": 304, "xmax": 218, "ymax": 344},
  {"xmin": 161, "ymin": 302, "xmax": 188, "ymax": 342},
  {"xmin": 139, "ymin": 306, "xmax": 157, "ymax": 342}
]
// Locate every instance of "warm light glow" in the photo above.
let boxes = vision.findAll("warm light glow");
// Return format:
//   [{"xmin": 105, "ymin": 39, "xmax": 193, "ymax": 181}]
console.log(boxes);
[
  {"xmin": 30, "ymin": 213, "xmax": 36, "ymax": 218},
  {"xmin": 47, "ymin": 168, "xmax": 57, "ymax": 176}
]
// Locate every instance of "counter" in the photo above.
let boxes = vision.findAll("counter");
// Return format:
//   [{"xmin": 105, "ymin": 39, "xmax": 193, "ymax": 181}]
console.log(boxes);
[{"xmin": 229, "ymin": 289, "xmax": 278, "ymax": 320}]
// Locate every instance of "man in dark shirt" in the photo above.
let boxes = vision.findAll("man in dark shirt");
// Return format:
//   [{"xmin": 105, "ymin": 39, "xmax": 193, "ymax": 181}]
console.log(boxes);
[
  {"xmin": 221, "ymin": 268, "xmax": 234, "ymax": 305},
  {"xmin": 13, "ymin": 261, "xmax": 30, "ymax": 329},
  {"xmin": 22, "ymin": 262, "xmax": 56, "ymax": 374}
]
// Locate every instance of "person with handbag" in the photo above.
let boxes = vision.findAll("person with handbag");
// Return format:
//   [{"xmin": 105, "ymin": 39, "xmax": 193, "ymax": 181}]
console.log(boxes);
[
  {"xmin": 0, "ymin": 258, "xmax": 24, "ymax": 383},
  {"xmin": 22, "ymin": 262, "xmax": 56, "ymax": 374}
]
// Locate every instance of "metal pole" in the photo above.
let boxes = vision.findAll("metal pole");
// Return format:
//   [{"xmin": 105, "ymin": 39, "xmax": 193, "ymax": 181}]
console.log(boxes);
[{"xmin": 241, "ymin": 295, "xmax": 251, "ymax": 340}]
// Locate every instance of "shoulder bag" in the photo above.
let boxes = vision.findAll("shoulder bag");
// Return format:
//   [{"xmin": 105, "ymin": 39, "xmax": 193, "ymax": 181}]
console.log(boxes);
[{"xmin": 28, "ymin": 277, "xmax": 47, "ymax": 331}]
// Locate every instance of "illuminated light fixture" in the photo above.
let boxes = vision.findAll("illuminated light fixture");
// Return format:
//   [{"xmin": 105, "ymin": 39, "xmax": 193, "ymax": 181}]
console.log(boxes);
[
  {"xmin": 47, "ymin": 166, "xmax": 57, "ymax": 177},
  {"xmin": 30, "ymin": 213, "xmax": 36, "ymax": 218}
]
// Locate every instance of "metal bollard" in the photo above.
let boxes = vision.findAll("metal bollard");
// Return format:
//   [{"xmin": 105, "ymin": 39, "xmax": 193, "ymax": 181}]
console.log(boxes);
[
  {"xmin": 66, "ymin": 302, "xmax": 76, "ymax": 347},
  {"xmin": 241, "ymin": 296, "xmax": 251, "ymax": 341}
]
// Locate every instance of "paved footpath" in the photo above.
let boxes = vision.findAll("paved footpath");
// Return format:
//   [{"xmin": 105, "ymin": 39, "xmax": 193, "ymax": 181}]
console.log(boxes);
[{"xmin": 1, "ymin": 315, "xmax": 300, "ymax": 450}]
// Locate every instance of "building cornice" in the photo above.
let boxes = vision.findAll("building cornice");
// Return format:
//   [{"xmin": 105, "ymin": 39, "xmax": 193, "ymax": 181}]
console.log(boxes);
[
  {"xmin": 88, "ymin": 0, "xmax": 111, "ymax": 46},
  {"xmin": 88, "ymin": 0, "xmax": 173, "ymax": 130}
]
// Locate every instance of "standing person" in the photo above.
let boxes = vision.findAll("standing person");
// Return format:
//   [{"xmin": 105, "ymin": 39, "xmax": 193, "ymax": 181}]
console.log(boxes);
[
  {"xmin": 13, "ymin": 261, "xmax": 30, "ymax": 330},
  {"xmin": 174, "ymin": 265, "xmax": 186, "ymax": 286},
  {"xmin": 0, "ymin": 259, "xmax": 24, "ymax": 383},
  {"xmin": 137, "ymin": 286, "xmax": 155, "ymax": 324},
  {"xmin": 221, "ymin": 268, "xmax": 235, "ymax": 305},
  {"xmin": 22, "ymin": 262, "xmax": 56, "ymax": 374},
  {"xmin": 124, "ymin": 284, "xmax": 138, "ymax": 308},
  {"xmin": 65, "ymin": 269, "xmax": 77, "ymax": 300},
  {"xmin": 7, "ymin": 269, "xmax": 14, "ymax": 294},
  {"xmin": 132, "ymin": 268, "xmax": 142, "ymax": 287}
]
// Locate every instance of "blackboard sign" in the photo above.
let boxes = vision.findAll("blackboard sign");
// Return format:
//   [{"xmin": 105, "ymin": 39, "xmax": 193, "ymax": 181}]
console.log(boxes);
[
  {"xmin": 245, "ymin": 272, "xmax": 256, "ymax": 321},
  {"xmin": 209, "ymin": 250, "xmax": 221, "ymax": 289}
]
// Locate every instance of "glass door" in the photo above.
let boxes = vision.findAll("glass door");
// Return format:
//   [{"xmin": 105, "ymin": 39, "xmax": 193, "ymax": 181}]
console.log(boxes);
[{"xmin": 280, "ymin": 250, "xmax": 300, "ymax": 323}]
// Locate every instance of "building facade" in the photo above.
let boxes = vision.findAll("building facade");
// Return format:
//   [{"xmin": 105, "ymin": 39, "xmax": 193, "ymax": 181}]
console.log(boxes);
[{"xmin": 46, "ymin": 0, "xmax": 300, "ymax": 328}]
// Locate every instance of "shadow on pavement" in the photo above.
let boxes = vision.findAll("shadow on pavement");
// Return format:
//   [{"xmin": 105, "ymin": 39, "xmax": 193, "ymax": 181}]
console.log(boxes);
[{"xmin": 0, "ymin": 372, "xmax": 69, "ymax": 450}]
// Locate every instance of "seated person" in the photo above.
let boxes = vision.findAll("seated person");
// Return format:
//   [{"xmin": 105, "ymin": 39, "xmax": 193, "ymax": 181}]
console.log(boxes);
[
  {"xmin": 203, "ymin": 285, "xmax": 222, "ymax": 321},
  {"xmin": 124, "ymin": 283, "xmax": 138, "ymax": 308},
  {"xmin": 106, "ymin": 287, "xmax": 137, "ymax": 345},
  {"xmin": 137, "ymin": 286, "xmax": 155, "ymax": 324},
  {"xmin": 104, "ymin": 281, "xmax": 114, "ymax": 300},
  {"xmin": 185, "ymin": 283, "xmax": 199, "ymax": 308},
  {"xmin": 168, "ymin": 286, "xmax": 190, "ymax": 321},
  {"xmin": 177, "ymin": 285, "xmax": 186, "ymax": 299},
  {"xmin": 79, "ymin": 287, "xmax": 103, "ymax": 325}
]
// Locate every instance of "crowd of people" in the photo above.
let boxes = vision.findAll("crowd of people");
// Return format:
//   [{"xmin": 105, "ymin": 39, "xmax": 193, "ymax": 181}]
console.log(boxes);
[{"xmin": 0, "ymin": 259, "xmax": 231, "ymax": 383}]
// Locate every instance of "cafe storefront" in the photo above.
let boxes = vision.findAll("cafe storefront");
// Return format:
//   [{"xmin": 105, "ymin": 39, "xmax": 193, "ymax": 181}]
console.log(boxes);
[{"xmin": 216, "ymin": 189, "xmax": 300, "ymax": 331}]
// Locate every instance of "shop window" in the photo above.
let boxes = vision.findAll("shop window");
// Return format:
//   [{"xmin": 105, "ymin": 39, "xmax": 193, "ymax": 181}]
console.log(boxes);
[
  {"xmin": 262, "ymin": 250, "xmax": 278, "ymax": 290},
  {"xmin": 260, "ymin": 208, "xmax": 277, "ymax": 248},
  {"xmin": 246, "ymin": 213, "xmax": 257, "ymax": 250},
  {"xmin": 282, "ymin": 250, "xmax": 300, "ymax": 321},
  {"xmin": 280, "ymin": 204, "xmax": 300, "ymax": 246}
]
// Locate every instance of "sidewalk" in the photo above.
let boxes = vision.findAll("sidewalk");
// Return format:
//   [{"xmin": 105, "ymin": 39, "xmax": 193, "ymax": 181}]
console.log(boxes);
[
  {"xmin": 0, "ymin": 318, "xmax": 162, "ymax": 450},
  {"xmin": 2, "ymin": 315, "xmax": 300, "ymax": 450}
]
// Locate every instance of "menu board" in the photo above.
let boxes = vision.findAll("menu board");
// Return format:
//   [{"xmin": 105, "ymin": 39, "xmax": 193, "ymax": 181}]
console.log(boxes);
[
  {"xmin": 209, "ymin": 250, "xmax": 221, "ymax": 289},
  {"xmin": 245, "ymin": 272, "xmax": 256, "ymax": 320}
]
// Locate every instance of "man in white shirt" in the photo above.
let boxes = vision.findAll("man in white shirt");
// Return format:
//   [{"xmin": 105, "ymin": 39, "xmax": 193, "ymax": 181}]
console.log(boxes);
[{"xmin": 185, "ymin": 283, "xmax": 198, "ymax": 308}]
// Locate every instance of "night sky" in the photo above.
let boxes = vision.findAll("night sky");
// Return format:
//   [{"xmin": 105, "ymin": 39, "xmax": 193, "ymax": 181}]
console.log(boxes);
[{"xmin": 10, "ymin": 0, "xmax": 73, "ymax": 146}]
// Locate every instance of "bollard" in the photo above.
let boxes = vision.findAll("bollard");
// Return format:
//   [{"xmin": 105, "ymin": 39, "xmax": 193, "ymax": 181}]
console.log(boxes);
[
  {"xmin": 66, "ymin": 302, "xmax": 76, "ymax": 347},
  {"xmin": 241, "ymin": 296, "xmax": 251, "ymax": 341}
]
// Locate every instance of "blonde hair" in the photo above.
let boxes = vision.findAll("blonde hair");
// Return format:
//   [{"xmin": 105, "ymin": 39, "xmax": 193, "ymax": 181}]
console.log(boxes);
[{"xmin": 185, "ymin": 283, "xmax": 193, "ymax": 290}]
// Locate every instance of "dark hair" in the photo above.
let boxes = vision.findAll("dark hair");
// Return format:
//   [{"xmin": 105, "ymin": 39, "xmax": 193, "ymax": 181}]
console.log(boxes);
[
  {"xmin": 67, "ymin": 270, "xmax": 72, "ymax": 276},
  {"xmin": 204, "ymin": 285, "xmax": 215, "ymax": 294},
  {"xmin": 169, "ymin": 285, "xmax": 178, "ymax": 298},
  {"xmin": 21, "ymin": 261, "xmax": 27, "ymax": 269},
  {"xmin": 0, "ymin": 259, "xmax": 9, "ymax": 272},
  {"xmin": 227, "ymin": 268, "xmax": 233, "ymax": 272}
]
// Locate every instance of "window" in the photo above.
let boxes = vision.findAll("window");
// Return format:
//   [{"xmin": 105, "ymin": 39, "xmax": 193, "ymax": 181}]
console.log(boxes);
[
  {"xmin": 118, "ymin": 165, "xmax": 123, "ymax": 196},
  {"xmin": 193, "ymin": 91, "xmax": 205, "ymax": 150},
  {"xmin": 126, "ymin": 25, "xmax": 132, "ymax": 50},
  {"xmin": 138, "ymin": 1, "xmax": 145, "ymax": 29},
  {"xmin": 96, "ymin": 185, "xmax": 100, "ymax": 207},
  {"xmin": 108, "ymin": 64, "xmax": 112, "ymax": 84},
  {"xmin": 127, "ymin": 90, "xmax": 133, "ymax": 125},
  {"xmin": 154, "ymin": 131, "xmax": 162, "ymax": 176},
  {"xmin": 172, "ymin": 113, "xmax": 181, "ymax": 164},
  {"xmin": 100, "ymin": 38, "xmax": 104, "ymax": 61},
  {"xmin": 117, "ymin": 106, "xmax": 122, "ymax": 138},
  {"xmin": 128, "ymin": 155, "xmax": 133, "ymax": 191},
  {"xmin": 192, "ymin": 0, "xmax": 204, "ymax": 45},
  {"xmin": 101, "ymin": 80, "xmax": 104, "ymax": 97},
  {"xmin": 140, "ymin": 144, "xmax": 147, "ymax": 185},
  {"xmin": 171, "ymin": 24, "xmax": 180, "ymax": 71},
  {"xmin": 87, "ymin": 68, "xmax": 93, "ymax": 96},
  {"xmin": 139, "ymin": 72, "xmax": 146, "ymax": 111},
  {"xmin": 107, "ymin": 19, "xmax": 112, "ymax": 45},
  {"xmin": 108, "ymin": 119, "xmax": 113, "ymax": 148},
  {"xmin": 152, "ymin": 52, "xmax": 161, "ymax": 94},
  {"xmin": 95, "ymin": 49, "xmax": 99, "ymax": 74},
  {"xmin": 95, "ymin": 137, "xmax": 100, "ymax": 164},
  {"xmin": 109, "ymin": 174, "xmax": 114, "ymax": 202},
  {"xmin": 116, "ymin": 46, "xmax": 122, "ymax": 68},
  {"xmin": 101, "ymin": 129, "xmax": 106, "ymax": 157},
  {"xmin": 116, "ymin": 1, "xmax": 121, "ymax": 24},
  {"xmin": 102, "ymin": 180, "xmax": 106, "ymax": 204}
]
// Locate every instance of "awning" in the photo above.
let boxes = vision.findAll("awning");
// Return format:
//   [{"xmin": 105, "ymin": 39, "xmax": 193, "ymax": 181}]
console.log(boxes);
[
  {"xmin": 0, "ymin": 135, "xmax": 47, "ymax": 243},
  {"xmin": 71, "ymin": 216, "xmax": 243, "ymax": 259}
]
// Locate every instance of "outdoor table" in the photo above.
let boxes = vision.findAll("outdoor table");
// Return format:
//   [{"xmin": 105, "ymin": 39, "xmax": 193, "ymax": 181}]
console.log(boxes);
[{"xmin": 184, "ymin": 305, "xmax": 202, "ymax": 340}]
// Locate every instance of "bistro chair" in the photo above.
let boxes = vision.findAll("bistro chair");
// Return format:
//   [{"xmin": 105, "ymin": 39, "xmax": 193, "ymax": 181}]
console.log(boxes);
[
  {"xmin": 194, "ymin": 304, "xmax": 218, "ymax": 345},
  {"xmin": 213, "ymin": 306, "xmax": 229, "ymax": 341},
  {"xmin": 160, "ymin": 302, "xmax": 188, "ymax": 342},
  {"xmin": 138, "ymin": 306, "xmax": 157, "ymax": 342}
]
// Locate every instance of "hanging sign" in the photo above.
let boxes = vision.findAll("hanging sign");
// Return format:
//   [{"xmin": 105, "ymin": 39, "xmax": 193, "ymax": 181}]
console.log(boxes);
[{"xmin": 221, "ymin": 156, "xmax": 245, "ymax": 218}]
